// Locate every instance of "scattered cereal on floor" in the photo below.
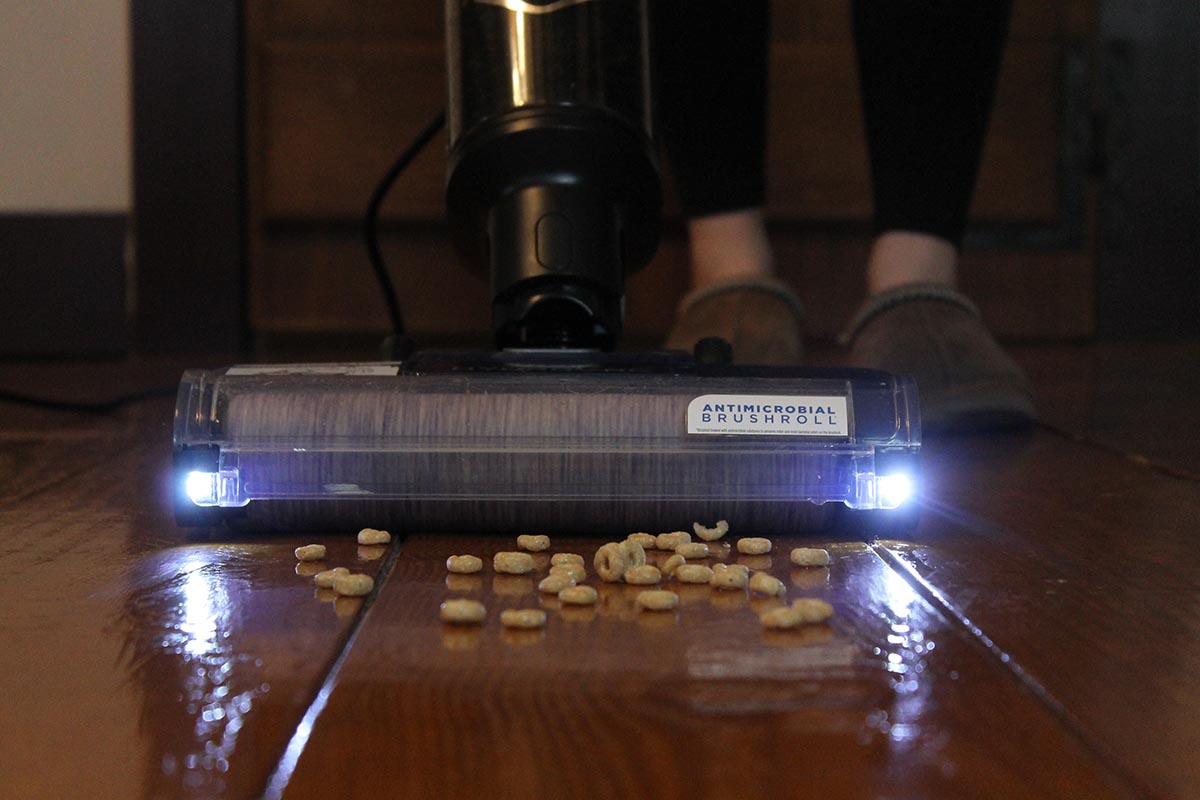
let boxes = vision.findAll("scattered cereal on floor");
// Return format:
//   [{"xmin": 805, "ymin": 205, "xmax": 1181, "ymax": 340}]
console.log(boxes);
[
  {"xmin": 656, "ymin": 531, "xmax": 691, "ymax": 551},
  {"xmin": 627, "ymin": 532, "xmax": 657, "ymax": 550},
  {"xmin": 790, "ymin": 547, "xmax": 831, "ymax": 567},
  {"xmin": 357, "ymin": 528, "xmax": 391, "ymax": 545},
  {"xmin": 660, "ymin": 553, "xmax": 686, "ymax": 578},
  {"xmin": 710, "ymin": 562, "xmax": 749, "ymax": 590},
  {"xmin": 440, "ymin": 598, "xmax": 486, "ymax": 624},
  {"xmin": 594, "ymin": 542, "xmax": 629, "ymax": 583},
  {"xmin": 517, "ymin": 534, "xmax": 550, "ymax": 552},
  {"xmin": 636, "ymin": 590, "xmax": 679, "ymax": 611},
  {"xmin": 500, "ymin": 609, "xmax": 547, "ymax": 629},
  {"xmin": 748, "ymin": 572, "xmax": 786, "ymax": 597},
  {"xmin": 494, "ymin": 551, "xmax": 535, "ymax": 574},
  {"xmin": 737, "ymin": 537, "xmax": 772, "ymax": 555},
  {"xmin": 624, "ymin": 565, "xmax": 662, "ymax": 585},
  {"xmin": 549, "ymin": 563, "xmax": 586, "ymax": 582},
  {"xmin": 294, "ymin": 544, "xmax": 326, "ymax": 562},
  {"xmin": 446, "ymin": 554, "xmax": 483, "ymax": 574},
  {"xmin": 332, "ymin": 573, "xmax": 374, "ymax": 597},
  {"xmin": 675, "ymin": 564, "xmax": 714, "ymax": 584},
  {"xmin": 692, "ymin": 520, "xmax": 729, "ymax": 542},
  {"xmin": 558, "ymin": 585, "xmax": 599, "ymax": 605},
  {"xmin": 314, "ymin": 566, "xmax": 349, "ymax": 589},
  {"xmin": 538, "ymin": 573, "xmax": 576, "ymax": 594},
  {"xmin": 790, "ymin": 598, "xmax": 834, "ymax": 623}
]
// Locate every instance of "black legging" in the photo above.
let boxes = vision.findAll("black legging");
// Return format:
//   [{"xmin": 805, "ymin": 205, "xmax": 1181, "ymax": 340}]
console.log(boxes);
[{"xmin": 652, "ymin": 0, "xmax": 1012, "ymax": 248}]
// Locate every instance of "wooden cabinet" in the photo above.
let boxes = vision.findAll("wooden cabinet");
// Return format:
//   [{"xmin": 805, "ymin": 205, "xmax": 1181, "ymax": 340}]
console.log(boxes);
[{"xmin": 245, "ymin": 0, "xmax": 1095, "ymax": 345}]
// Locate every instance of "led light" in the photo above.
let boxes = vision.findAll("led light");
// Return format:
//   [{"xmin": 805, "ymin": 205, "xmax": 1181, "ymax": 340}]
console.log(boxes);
[
  {"xmin": 186, "ymin": 471, "xmax": 218, "ymax": 506},
  {"xmin": 877, "ymin": 473, "xmax": 913, "ymax": 509}
]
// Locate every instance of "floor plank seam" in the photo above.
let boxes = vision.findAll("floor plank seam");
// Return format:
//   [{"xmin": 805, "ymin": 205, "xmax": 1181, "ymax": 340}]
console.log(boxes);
[
  {"xmin": 257, "ymin": 536, "xmax": 405, "ymax": 800},
  {"xmin": 869, "ymin": 542, "xmax": 1152, "ymax": 800},
  {"xmin": 1035, "ymin": 421, "xmax": 1200, "ymax": 483}
]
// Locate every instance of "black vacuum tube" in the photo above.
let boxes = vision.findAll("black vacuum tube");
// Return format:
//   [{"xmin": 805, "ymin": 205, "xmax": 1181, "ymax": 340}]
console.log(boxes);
[{"xmin": 445, "ymin": 0, "xmax": 661, "ymax": 350}]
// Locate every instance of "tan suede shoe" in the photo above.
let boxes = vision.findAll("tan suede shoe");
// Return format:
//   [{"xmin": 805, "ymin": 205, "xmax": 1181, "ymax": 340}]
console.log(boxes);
[
  {"xmin": 664, "ymin": 276, "xmax": 806, "ymax": 366},
  {"xmin": 841, "ymin": 283, "xmax": 1036, "ymax": 433}
]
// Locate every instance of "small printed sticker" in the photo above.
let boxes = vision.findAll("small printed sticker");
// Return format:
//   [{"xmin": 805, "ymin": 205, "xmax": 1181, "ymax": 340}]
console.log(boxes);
[
  {"xmin": 225, "ymin": 364, "xmax": 399, "ymax": 377},
  {"xmin": 687, "ymin": 394, "xmax": 848, "ymax": 437}
]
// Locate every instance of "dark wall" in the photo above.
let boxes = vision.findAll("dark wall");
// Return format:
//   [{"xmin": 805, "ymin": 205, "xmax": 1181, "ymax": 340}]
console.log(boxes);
[
  {"xmin": 132, "ymin": 0, "xmax": 246, "ymax": 355},
  {"xmin": 1096, "ymin": 0, "xmax": 1200, "ymax": 338}
]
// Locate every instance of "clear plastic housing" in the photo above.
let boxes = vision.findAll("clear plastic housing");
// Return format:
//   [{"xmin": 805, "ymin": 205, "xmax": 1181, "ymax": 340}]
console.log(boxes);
[{"xmin": 173, "ymin": 359, "xmax": 920, "ymax": 532}]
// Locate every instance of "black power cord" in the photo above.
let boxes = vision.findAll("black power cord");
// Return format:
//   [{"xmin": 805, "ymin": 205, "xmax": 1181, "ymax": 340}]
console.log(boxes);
[
  {"xmin": 1, "ymin": 113, "xmax": 448, "ymax": 414},
  {"xmin": 364, "ymin": 110, "xmax": 447, "ymax": 355}
]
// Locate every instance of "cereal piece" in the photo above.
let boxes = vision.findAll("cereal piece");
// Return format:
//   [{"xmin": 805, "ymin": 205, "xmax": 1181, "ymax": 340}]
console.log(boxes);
[
  {"xmin": 710, "ymin": 562, "xmax": 749, "ymax": 590},
  {"xmin": 748, "ymin": 572, "xmax": 787, "ymax": 597},
  {"xmin": 500, "ymin": 609, "xmax": 548, "ymax": 629},
  {"xmin": 294, "ymin": 544, "xmax": 326, "ymax": 562},
  {"xmin": 790, "ymin": 547, "xmax": 831, "ymax": 567},
  {"xmin": 759, "ymin": 605, "xmax": 805, "ymax": 629},
  {"xmin": 313, "ymin": 566, "xmax": 349, "ymax": 589},
  {"xmin": 656, "ymin": 531, "xmax": 691, "ymax": 551},
  {"xmin": 725, "ymin": 563, "xmax": 750, "ymax": 577},
  {"xmin": 692, "ymin": 519, "xmax": 729, "ymax": 542},
  {"xmin": 549, "ymin": 563, "xmax": 586, "ymax": 582},
  {"xmin": 737, "ymin": 537, "xmax": 772, "ymax": 555},
  {"xmin": 446, "ymin": 554, "xmax": 483, "ymax": 574},
  {"xmin": 675, "ymin": 542, "xmax": 710, "ymax": 559},
  {"xmin": 558, "ymin": 585, "xmax": 599, "ymax": 605},
  {"xmin": 675, "ymin": 564, "xmax": 714, "ymax": 584},
  {"xmin": 538, "ymin": 573, "xmax": 576, "ymax": 594},
  {"xmin": 660, "ymin": 554, "xmax": 686, "ymax": 578},
  {"xmin": 627, "ymin": 532, "xmax": 657, "ymax": 550},
  {"xmin": 440, "ymin": 598, "xmax": 486, "ymax": 624},
  {"xmin": 594, "ymin": 542, "xmax": 629, "ymax": 582},
  {"xmin": 619, "ymin": 539, "xmax": 647, "ymax": 569},
  {"xmin": 357, "ymin": 527, "xmax": 391, "ymax": 545},
  {"xmin": 493, "ymin": 551, "xmax": 534, "ymax": 574},
  {"xmin": 636, "ymin": 590, "xmax": 679, "ymax": 611},
  {"xmin": 332, "ymin": 573, "xmax": 374, "ymax": 597},
  {"xmin": 624, "ymin": 565, "xmax": 662, "ymax": 585},
  {"xmin": 551, "ymin": 553, "xmax": 585, "ymax": 567},
  {"xmin": 791, "ymin": 598, "xmax": 834, "ymax": 623},
  {"xmin": 517, "ymin": 534, "xmax": 550, "ymax": 552}
]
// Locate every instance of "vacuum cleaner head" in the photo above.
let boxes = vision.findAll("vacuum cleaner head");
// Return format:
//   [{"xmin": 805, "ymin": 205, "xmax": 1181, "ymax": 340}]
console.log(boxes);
[{"xmin": 173, "ymin": 350, "xmax": 920, "ymax": 533}]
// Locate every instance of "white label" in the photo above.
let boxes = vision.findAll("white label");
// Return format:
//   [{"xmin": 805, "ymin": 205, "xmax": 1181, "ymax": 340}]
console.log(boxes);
[
  {"xmin": 225, "ymin": 364, "xmax": 399, "ymax": 377},
  {"xmin": 687, "ymin": 394, "xmax": 848, "ymax": 437}
]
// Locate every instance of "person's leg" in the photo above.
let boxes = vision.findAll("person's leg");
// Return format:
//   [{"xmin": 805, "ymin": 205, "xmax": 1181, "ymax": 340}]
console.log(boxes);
[
  {"xmin": 652, "ymin": 0, "xmax": 774, "ymax": 287},
  {"xmin": 853, "ymin": 0, "xmax": 1012, "ymax": 292},
  {"xmin": 686, "ymin": 209, "xmax": 774, "ymax": 286},
  {"xmin": 846, "ymin": 0, "xmax": 1034, "ymax": 431},
  {"xmin": 655, "ymin": 1, "xmax": 805, "ymax": 364}
]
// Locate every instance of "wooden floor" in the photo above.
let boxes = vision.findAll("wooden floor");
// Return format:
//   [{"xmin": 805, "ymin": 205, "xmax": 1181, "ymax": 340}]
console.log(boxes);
[{"xmin": 1, "ymin": 343, "xmax": 1197, "ymax": 799}]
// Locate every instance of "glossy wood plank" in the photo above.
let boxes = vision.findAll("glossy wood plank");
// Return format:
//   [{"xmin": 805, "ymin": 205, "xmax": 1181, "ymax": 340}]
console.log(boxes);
[
  {"xmin": 275, "ymin": 533, "xmax": 1131, "ymax": 799},
  {"xmin": 879, "ymin": 430, "xmax": 1200, "ymax": 799},
  {"xmin": 0, "ymin": 401, "xmax": 388, "ymax": 798}
]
